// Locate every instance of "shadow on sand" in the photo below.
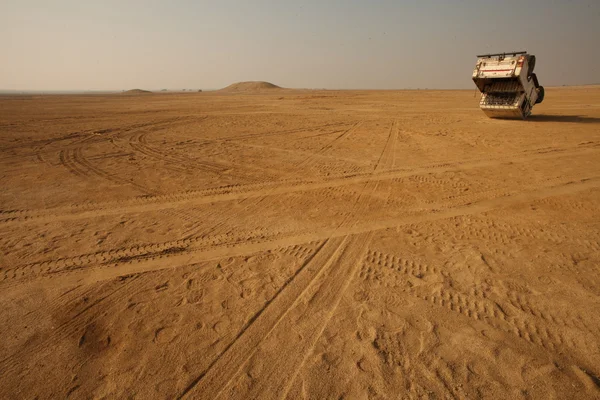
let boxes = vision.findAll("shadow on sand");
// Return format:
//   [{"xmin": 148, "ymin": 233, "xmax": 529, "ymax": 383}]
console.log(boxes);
[{"xmin": 529, "ymin": 115, "xmax": 600, "ymax": 124}]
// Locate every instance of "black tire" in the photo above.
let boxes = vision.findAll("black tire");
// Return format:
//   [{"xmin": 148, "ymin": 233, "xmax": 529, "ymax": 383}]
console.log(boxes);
[
  {"xmin": 527, "ymin": 55, "xmax": 536, "ymax": 75},
  {"xmin": 536, "ymin": 86, "xmax": 545, "ymax": 104},
  {"xmin": 531, "ymin": 73, "xmax": 540, "ymax": 88}
]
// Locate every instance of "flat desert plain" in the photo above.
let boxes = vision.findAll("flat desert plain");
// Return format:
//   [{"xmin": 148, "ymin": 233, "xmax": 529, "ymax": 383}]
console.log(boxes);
[{"xmin": 1, "ymin": 86, "xmax": 599, "ymax": 399}]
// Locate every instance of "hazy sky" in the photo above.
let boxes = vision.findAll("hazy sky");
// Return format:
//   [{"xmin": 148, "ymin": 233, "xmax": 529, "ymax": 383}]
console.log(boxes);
[{"xmin": 1, "ymin": 0, "xmax": 599, "ymax": 90}]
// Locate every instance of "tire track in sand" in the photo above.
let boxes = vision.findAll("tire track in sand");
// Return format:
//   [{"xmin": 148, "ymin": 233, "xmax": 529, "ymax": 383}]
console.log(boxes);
[
  {"xmin": 129, "ymin": 131, "xmax": 228, "ymax": 174},
  {"xmin": 295, "ymin": 121, "xmax": 361, "ymax": 169},
  {"xmin": 374, "ymin": 119, "xmax": 398, "ymax": 173},
  {"xmin": 58, "ymin": 146, "xmax": 154, "ymax": 194},
  {"xmin": 176, "ymin": 236, "xmax": 344, "ymax": 398},
  {"xmin": 179, "ymin": 233, "xmax": 373, "ymax": 400},
  {"xmin": 336, "ymin": 119, "xmax": 398, "ymax": 230},
  {"xmin": 2, "ymin": 144, "xmax": 598, "ymax": 225},
  {"xmin": 2, "ymin": 176, "xmax": 599, "ymax": 288}
]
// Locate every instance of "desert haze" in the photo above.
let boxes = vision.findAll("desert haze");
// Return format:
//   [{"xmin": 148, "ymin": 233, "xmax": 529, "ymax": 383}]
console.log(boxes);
[{"xmin": 1, "ymin": 85, "xmax": 599, "ymax": 399}]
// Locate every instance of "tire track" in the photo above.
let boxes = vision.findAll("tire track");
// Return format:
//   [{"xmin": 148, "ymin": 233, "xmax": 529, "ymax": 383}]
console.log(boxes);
[
  {"xmin": 181, "ymin": 195, "xmax": 269, "ymax": 240},
  {"xmin": 232, "ymin": 133, "xmax": 369, "ymax": 166},
  {"xmin": 129, "ymin": 131, "xmax": 227, "ymax": 174},
  {"xmin": 1, "ymin": 116, "xmax": 204, "ymax": 160},
  {"xmin": 176, "ymin": 236, "xmax": 346, "ymax": 399},
  {"xmin": 58, "ymin": 146, "xmax": 154, "ymax": 193},
  {"xmin": 335, "ymin": 120, "xmax": 398, "ymax": 230},
  {"xmin": 0, "ymin": 227, "xmax": 283, "ymax": 285},
  {"xmin": 374, "ymin": 119, "xmax": 398, "ymax": 172},
  {"xmin": 413, "ymin": 214, "xmax": 600, "ymax": 255},
  {"xmin": 59, "ymin": 149, "xmax": 88, "ymax": 177},
  {"xmin": 130, "ymin": 131, "xmax": 295, "ymax": 182},
  {"xmin": 276, "ymin": 243, "xmax": 320, "ymax": 260},
  {"xmin": 71, "ymin": 146, "xmax": 154, "ymax": 193},
  {"xmin": 129, "ymin": 132, "xmax": 189, "ymax": 173},
  {"xmin": 276, "ymin": 233, "xmax": 373, "ymax": 399},
  {"xmin": 4, "ymin": 176, "xmax": 598, "ymax": 289},
  {"xmin": 361, "ymin": 249, "xmax": 599, "ymax": 357},
  {"xmin": 295, "ymin": 122, "xmax": 361, "ymax": 169},
  {"xmin": 219, "ymin": 122, "xmax": 349, "ymax": 143},
  {"xmin": 3, "ymin": 145, "xmax": 598, "ymax": 225},
  {"xmin": 180, "ymin": 233, "xmax": 373, "ymax": 399}
]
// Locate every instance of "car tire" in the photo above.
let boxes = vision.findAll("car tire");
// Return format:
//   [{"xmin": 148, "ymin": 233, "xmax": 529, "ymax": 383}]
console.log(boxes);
[
  {"xmin": 535, "ymin": 86, "xmax": 545, "ymax": 104},
  {"xmin": 527, "ymin": 55, "xmax": 536, "ymax": 75}
]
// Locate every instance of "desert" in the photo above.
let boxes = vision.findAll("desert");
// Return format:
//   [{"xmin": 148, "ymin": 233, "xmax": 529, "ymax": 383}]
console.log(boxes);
[{"xmin": 1, "ymin": 84, "xmax": 599, "ymax": 399}]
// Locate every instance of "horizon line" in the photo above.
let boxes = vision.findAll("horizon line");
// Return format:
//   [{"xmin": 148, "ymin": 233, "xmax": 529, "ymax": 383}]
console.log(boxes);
[{"xmin": 2, "ymin": 83, "xmax": 599, "ymax": 95}]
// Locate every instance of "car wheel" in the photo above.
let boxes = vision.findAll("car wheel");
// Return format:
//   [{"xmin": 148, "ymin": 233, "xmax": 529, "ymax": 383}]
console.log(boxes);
[{"xmin": 535, "ymin": 86, "xmax": 545, "ymax": 104}]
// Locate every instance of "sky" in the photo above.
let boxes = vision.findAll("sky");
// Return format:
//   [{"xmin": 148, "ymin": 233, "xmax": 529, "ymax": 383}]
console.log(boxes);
[{"xmin": 1, "ymin": 0, "xmax": 599, "ymax": 90}]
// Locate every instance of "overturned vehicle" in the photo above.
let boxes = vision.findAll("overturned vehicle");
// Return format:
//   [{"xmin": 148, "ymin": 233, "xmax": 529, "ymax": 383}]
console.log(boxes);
[{"xmin": 473, "ymin": 51, "xmax": 544, "ymax": 119}]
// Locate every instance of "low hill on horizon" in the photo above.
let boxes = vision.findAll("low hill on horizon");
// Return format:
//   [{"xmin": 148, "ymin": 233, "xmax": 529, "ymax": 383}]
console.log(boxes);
[
  {"xmin": 219, "ymin": 81, "xmax": 282, "ymax": 93},
  {"xmin": 121, "ymin": 89, "xmax": 152, "ymax": 95}
]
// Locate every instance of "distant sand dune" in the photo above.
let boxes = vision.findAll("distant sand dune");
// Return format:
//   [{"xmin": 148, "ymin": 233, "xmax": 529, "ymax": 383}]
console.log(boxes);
[
  {"xmin": 219, "ymin": 81, "xmax": 282, "ymax": 92},
  {"xmin": 121, "ymin": 89, "xmax": 153, "ymax": 95}
]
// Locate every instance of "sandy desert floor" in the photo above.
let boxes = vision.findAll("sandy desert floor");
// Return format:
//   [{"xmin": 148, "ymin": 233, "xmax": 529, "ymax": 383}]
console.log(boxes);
[{"xmin": 1, "ymin": 87, "xmax": 599, "ymax": 399}]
